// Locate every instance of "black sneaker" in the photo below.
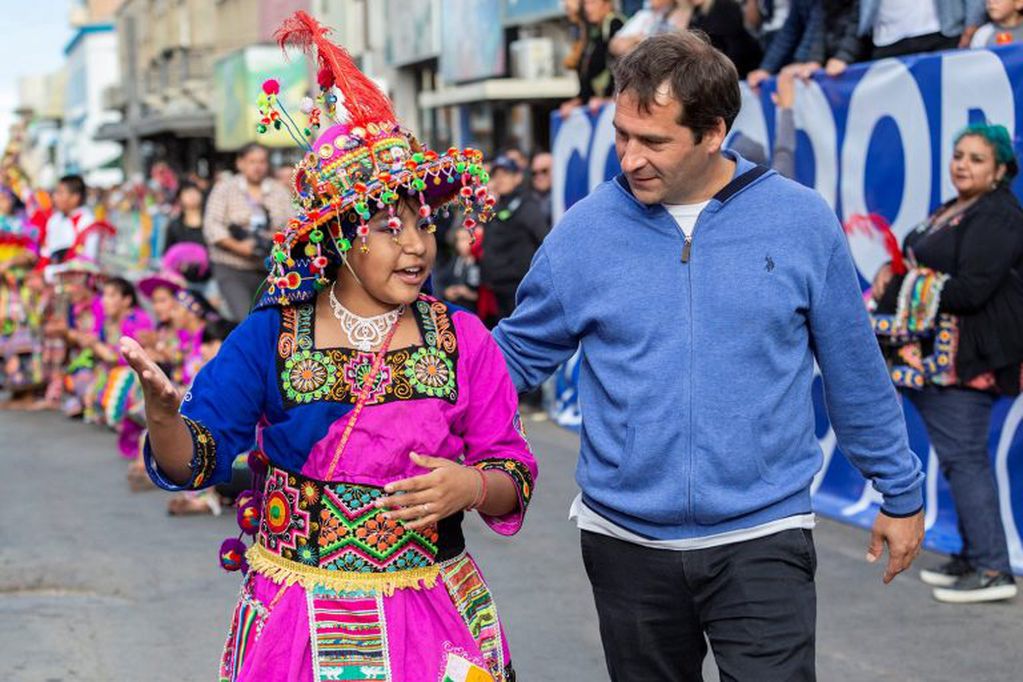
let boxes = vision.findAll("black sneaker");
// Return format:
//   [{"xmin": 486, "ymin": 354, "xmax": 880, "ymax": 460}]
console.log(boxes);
[
  {"xmin": 920, "ymin": 555, "xmax": 973, "ymax": 587},
  {"xmin": 933, "ymin": 571, "xmax": 1018, "ymax": 604}
]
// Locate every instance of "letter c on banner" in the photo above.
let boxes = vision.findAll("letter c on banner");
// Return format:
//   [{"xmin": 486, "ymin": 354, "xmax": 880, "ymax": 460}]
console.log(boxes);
[{"xmin": 841, "ymin": 59, "xmax": 931, "ymax": 280}]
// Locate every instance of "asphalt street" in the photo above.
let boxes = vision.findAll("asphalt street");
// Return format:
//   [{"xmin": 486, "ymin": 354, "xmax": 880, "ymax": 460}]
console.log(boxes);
[{"xmin": 2, "ymin": 410, "xmax": 1022, "ymax": 681}]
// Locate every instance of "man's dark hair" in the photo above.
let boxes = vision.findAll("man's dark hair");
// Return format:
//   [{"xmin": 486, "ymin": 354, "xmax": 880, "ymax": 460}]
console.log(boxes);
[
  {"xmin": 613, "ymin": 31, "xmax": 741, "ymax": 144},
  {"xmin": 58, "ymin": 174, "xmax": 87, "ymax": 203},
  {"xmin": 105, "ymin": 277, "xmax": 138, "ymax": 307},
  {"xmin": 237, "ymin": 143, "xmax": 268, "ymax": 160}
]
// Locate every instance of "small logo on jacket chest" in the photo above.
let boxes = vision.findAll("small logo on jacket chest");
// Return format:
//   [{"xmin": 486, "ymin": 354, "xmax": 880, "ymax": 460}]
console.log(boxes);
[{"xmin": 765, "ymin": 255, "xmax": 775, "ymax": 272}]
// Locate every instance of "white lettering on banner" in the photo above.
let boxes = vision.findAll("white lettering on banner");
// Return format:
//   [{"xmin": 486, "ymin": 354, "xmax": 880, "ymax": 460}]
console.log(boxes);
[
  {"xmin": 995, "ymin": 397, "xmax": 1023, "ymax": 570},
  {"xmin": 728, "ymin": 84, "xmax": 770, "ymax": 156},
  {"xmin": 589, "ymin": 104, "xmax": 617, "ymax": 197},
  {"xmin": 841, "ymin": 59, "xmax": 932, "ymax": 282},
  {"xmin": 551, "ymin": 109, "xmax": 595, "ymax": 223},
  {"xmin": 940, "ymin": 50, "xmax": 1016, "ymax": 203},
  {"xmin": 793, "ymin": 80, "xmax": 838, "ymax": 210}
]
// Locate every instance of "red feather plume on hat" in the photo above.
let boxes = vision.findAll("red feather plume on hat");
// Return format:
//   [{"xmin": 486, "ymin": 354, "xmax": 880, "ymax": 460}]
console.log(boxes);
[{"xmin": 274, "ymin": 11, "xmax": 395, "ymax": 128}]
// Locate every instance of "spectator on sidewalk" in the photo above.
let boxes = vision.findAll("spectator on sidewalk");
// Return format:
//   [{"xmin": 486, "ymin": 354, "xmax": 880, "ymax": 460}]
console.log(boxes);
[
  {"xmin": 162, "ymin": 182, "xmax": 210, "ymax": 285},
  {"xmin": 42, "ymin": 175, "xmax": 96, "ymax": 265},
  {"xmin": 609, "ymin": 0, "xmax": 690, "ymax": 57},
  {"xmin": 203, "ymin": 144, "xmax": 291, "ymax": 321},
  {"xmin": 747, "ymin": 0, "xmax": 821, "ymax": 89},
  {"xmin": 970, "ymin": 0, "xmax": 1023, "ymax": 47},
  {"xmin": 560, "ymin": 0, "xmax": 626, "ymax": 117},
  {"xmin": 689, "ymin": 0, "xmax": 764, "ymax": 78},
  {"xmin": 744, "ymin": 0, "xmax": 792, "ymax": 50},
  {"xmin": 480, "ymin": 155, "xmax": 548, "ymax": 326},
  {"xmin": 751, "ymin": 1, "xmax": 866, "ymax": 85},
  {"xmin": 437, "ymin": 229, "xmax": 481, "ymax": 311},
  {"xmin": 530, "ymin": 150, "xmax": 554, "ymax": 230},
  {"xmin": 859, "ymin": 0, "xmax": 987, "ymax": 59},
  {"xmin": 870, "ymin": 123, "xmax": 1022, "ymax": 603}
]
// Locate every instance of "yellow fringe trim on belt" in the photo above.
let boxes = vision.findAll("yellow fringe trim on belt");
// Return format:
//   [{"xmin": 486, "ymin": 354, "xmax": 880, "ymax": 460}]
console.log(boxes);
[{"xmin": 245, "ymin": 544, "xmax": 441, "ymax": 596}]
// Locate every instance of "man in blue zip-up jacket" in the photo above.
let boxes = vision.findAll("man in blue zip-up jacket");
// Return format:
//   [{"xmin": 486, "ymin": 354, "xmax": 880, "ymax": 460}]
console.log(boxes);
[{"xmin": 493, "ymin": 32, "xmax": 925, "ymax": 681}]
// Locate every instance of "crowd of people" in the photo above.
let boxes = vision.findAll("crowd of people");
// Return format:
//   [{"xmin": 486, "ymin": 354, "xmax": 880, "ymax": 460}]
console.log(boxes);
[
  {"xmin": 0, "ymin": 130, "xmax": 555, "ymax": 517},
  {"xmin": 560, "ymin": 0, "xmax": 1023, "ymax": 117},
  {"xmin": 3, "ymin": 4, "xmax": 1022, "ymax": 680}
]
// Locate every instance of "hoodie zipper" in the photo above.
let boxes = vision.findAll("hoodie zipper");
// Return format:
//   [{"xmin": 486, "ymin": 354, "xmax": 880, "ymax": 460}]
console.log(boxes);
[{"xmin": 680, "ymin": 217, "xmax": 700, "ymax": 523}]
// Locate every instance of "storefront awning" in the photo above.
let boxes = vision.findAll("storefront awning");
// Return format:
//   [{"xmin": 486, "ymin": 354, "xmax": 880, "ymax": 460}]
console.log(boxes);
[
  {"xmin": 418, "ymin": 77, "xmax": 578, "ymax": 109},
  {"xmin": 93, "ymin": 112, "xmax": 214, "ymax": 142}
]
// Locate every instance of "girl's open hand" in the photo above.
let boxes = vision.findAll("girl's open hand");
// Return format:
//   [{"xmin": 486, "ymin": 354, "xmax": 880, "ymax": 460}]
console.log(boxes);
[{"xmin": 374, "ymin": 453, "xmax": 481, "ymax": 530}]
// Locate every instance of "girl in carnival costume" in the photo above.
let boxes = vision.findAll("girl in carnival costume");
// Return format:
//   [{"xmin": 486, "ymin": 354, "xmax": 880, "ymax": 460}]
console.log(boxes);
[
  {"xmin": 0, "ymin": 185, "xmax": 46, "ymax": 404},
  {"xmin": 121, "ymin": 12, "xmax": 534, "ymax": 681},
  {"xmin": 85, "ymin": 277, "xmax": 153, "ymax": 456}
]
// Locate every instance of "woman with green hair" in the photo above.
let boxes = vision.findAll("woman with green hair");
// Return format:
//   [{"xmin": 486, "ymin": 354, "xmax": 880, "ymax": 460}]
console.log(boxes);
[{"xmin": 871, "ymin": 122, "xmax": 1023, "ymax": 604}]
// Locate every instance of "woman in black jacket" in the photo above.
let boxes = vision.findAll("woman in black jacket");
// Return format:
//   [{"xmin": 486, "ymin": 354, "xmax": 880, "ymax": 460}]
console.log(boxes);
[{"xmin": 871, "ymin": 123, "xmax": 1023, "ymax": 604}]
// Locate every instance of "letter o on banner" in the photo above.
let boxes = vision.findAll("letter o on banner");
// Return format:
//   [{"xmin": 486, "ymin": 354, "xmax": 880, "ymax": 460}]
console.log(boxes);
[{"xmin": 841, "ymin": 59, "xmax": 931, "ymax": 280}]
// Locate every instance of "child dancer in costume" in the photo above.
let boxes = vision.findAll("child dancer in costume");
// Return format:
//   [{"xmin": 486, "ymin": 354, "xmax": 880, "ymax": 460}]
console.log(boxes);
[
  {"xmin": 121, "ymin": 13, "xmax": 533, "ymax": 681},
  {"xmin": 87, "ymin": 277, "xmax": 152, "ymax": 455}
]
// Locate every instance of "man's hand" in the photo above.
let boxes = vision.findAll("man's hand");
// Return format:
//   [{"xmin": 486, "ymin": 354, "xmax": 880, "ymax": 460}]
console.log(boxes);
[{"xmin": 867, "ymin": 510, "xmax": 924, "ymax": 584}]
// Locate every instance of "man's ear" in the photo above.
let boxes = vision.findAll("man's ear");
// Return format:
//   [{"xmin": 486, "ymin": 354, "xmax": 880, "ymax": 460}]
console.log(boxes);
[{"xmin": 703, "ymin": 118, "xmax": 728, "ymax": 155}]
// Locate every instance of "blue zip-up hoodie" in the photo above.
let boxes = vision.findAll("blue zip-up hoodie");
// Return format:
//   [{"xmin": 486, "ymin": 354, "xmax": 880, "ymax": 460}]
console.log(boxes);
[{"xmin": 493, "ymin": 153, "xmax": 924, "ymax": 540}]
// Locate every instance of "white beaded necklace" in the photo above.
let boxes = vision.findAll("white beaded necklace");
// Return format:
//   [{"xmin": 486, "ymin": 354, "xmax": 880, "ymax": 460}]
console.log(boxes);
[{"xmin": 328, "ymin": 285, "xmax": 405, "ymax": 352}]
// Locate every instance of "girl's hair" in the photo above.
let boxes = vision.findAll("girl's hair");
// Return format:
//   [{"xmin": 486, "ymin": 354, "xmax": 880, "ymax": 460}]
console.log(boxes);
[
  {"xmin": 202, "ymin": 318, "xmax": 237, "ymax": 344},
  {"xmin": 955, "ymin": 122, "xmax": 1019, "ymax": 182},
  {"xmin": 105, "ymin": 277, "xmax": 139, "ymax": 307},
  {"xmin": 174, "ymin": 180, "xmax": 205, "ymax": 204}
]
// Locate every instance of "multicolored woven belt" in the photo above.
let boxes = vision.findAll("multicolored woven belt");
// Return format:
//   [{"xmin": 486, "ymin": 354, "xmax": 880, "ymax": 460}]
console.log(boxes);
[{"xmin": 246, "ymin": 465, "xmax": 463, "ymax": 594}]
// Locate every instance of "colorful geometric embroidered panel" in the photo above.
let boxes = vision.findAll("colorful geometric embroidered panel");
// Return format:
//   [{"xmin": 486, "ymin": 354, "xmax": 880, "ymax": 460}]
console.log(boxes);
[
  {"xmin": 309, "ymin": 587, "xmax": 390, "ymax": 681},
  {"xmin": 219, "ymin": 578, "xmax": 270, "ymax": 682},
  {"xmin": 441, "ymin": 652, "xmax": 494, "ymax": 682},
  {"xmin": 475, "ymin": 458, "xmax": 534, "ymax": 509},
  {"xmin": 440, "ymin": 556, "xmax": 506, "ymax": 681},
  {"xmin": 257, "ymin": 467, "xmax": 440, "ymax": 573},
  {"xmin": 275, "ymin": 297, "xmax": 460, "ymax": 409}
]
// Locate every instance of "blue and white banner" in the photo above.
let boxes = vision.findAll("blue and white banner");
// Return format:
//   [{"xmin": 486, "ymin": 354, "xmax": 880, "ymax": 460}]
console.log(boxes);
[{"xmin": 548, "ymin": 46, "xmax": 1023, "ymax": 572}]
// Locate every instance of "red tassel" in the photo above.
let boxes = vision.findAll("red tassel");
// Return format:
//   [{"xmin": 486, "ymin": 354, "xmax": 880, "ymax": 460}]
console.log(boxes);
[{"xmin": 275, "ymin": 11, "xmax": 395, "ymax": 127}]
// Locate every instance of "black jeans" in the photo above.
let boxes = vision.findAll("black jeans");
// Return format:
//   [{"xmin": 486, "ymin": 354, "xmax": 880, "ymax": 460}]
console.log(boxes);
[
  {"xmin": 905, "ymin": 386, "xmax": 1011, "ymax": 573},
  {"xmin": 581, "ymin": 529, "xmax": 817, "ymax": 682},
  {"xmin": 872, "ymin": 32, "xmax": 958, "ymax": 59}
]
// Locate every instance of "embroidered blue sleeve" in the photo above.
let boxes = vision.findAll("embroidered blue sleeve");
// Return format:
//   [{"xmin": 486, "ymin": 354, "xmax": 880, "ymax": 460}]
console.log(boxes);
[{"xmin": 143, "ymin": 308, "xmax": 276, "ymax": 491}]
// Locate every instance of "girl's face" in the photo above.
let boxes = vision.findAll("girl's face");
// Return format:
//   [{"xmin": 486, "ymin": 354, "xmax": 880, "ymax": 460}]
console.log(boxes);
[
  {"xmin": 950, "ymin": 135, "xmax": 1006, "ymax": 199},
  {"xmin": 150, "ymin": 287, "xmax": 178, "ymax": 324},
  {"xmin": 178, "ymin": 186, "xmax": 203, "ymax": 212},
  {"xmin": 0, "ymin": 192, "xmax": 14, "ymax": 216},
  {"xmin": 986, "ymin": 0, "xmax": 1023, "ymax": 23},
  {"xmin": 341, "ymin": 201, "xmax": 437, "ymax": 307},
  {"xmin": 200, "ymin": 339, "xmax": 222, "ymax": 364},
  {"xmin": 101, "ymin": 285, "xmax": 132, "ymax": 319}
]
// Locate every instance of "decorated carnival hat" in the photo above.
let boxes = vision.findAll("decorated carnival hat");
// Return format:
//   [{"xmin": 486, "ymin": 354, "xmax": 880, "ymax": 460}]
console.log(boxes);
[
  {"xmin": 138, "ymin": 269, "xmax": 188, "ymax": 299},
  {"xmin": 255, "ymin": 11, "xmax": 497, "ymax": 308}
]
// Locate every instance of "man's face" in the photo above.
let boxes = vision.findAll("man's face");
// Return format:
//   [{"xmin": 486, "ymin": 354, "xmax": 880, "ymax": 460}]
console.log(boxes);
[
  {"xmin": 583, "ymin": 0, "xmax": 612, "ymax": 23},
  {"xmin": 613, "ymin": 88, "xmax": 722, "ymax": 205},
  {"xmin": 488, "ymin": 168, "xmax": 522, "ymax": 198},
  {"xmin": 237, "ymin": 148, "xmax": 270, "ymax": 185},
  {"xmin": 530, "ymin": 153, "xmax": 553, "ymax": 194}
]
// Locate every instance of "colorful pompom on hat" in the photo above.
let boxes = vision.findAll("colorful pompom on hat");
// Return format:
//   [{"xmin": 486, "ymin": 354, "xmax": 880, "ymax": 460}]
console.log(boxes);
[{"xmin": 255, "ymin": 11, "xmax": 497, "ymax": 309}]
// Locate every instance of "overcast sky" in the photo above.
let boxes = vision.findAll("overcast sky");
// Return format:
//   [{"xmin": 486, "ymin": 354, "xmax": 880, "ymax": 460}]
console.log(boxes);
[{"xmin": 0, "ymin": 0, "xmax": 74, "ymax": 150}]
